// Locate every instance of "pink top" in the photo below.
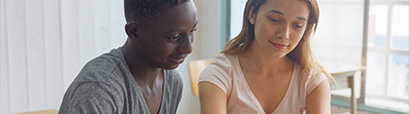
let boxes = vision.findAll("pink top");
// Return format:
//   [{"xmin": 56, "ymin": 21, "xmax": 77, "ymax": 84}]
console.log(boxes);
[{"xmin": 198, "ymin": 54, "xmax": 327, "ymax": 114}]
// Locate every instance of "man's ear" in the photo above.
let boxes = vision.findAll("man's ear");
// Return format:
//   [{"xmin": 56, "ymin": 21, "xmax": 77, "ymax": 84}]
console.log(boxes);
[
  {"xmin": 125, "ymin": 23, "xmax": 139, "ymax": 40},
  {"xmin": 248, "ymin": 7, "xmax": 256, "ymax": 25}
]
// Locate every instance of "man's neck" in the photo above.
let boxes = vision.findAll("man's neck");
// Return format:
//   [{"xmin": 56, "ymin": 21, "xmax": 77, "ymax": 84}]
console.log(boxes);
[{"xmin": 121, "ymin": 41, "xmax": 161, "ymax": 87}]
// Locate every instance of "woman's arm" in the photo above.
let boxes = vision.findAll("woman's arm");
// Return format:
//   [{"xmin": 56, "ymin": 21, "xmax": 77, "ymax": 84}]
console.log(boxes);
[
  {"xmin": 199, "ymin": 82, "xmax": 227, "ymax": 114},
  {"xmin": 306, "ymin": 80, "xmax": 331, "ymax": 114}
]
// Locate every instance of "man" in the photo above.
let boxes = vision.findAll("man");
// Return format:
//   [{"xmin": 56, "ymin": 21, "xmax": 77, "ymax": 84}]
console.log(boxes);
[{"xmin": 59, "ymin": 0, "xmax": 197, "ymax": 113}]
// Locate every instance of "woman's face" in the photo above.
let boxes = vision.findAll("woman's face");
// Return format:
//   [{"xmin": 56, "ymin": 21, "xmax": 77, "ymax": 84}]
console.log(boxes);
[{"xmin": 249, "ymin": 0, "xmax": 309, "ymax": 58}]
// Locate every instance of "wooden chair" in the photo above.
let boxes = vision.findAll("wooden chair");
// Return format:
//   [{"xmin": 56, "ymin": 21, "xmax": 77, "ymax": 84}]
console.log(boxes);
[
  {"xmin": 188, "ymin": 59, "xmax": 214, "ymax": 96},
  {"xmin": 16, "ymin": 110, "xmax": 58, "ymax": 114},
  {"xmin": 330, "ymin": 67, "xmax": 365, "ymax": 114}
]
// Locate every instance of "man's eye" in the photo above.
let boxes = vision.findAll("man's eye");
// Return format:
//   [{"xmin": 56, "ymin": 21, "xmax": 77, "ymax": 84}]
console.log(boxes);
[
  {"xmin": 170, "ymin": 35, "xmax": 181, "ymax": 40},
  {"xmin": 191, "ymin": 28, "xmax": 197, "ymax": 33}
]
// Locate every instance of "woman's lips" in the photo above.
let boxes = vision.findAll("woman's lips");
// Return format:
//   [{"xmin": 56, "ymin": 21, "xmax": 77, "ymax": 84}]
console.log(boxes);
[{"xmin": 269, "ymin": 41, "xmax": 287, "ymax": 49}]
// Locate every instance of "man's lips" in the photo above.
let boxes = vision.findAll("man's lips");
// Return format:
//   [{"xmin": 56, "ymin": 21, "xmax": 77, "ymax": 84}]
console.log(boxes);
[{"xmin": 169, "ymin": 55, "xmax": 186, "ymax": 64}]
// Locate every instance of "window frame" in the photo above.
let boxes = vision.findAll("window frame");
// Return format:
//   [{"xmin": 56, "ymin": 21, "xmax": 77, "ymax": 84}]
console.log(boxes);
[{"xmin": 365, "ymin": 0, "xmax": 409, "ymax": 103}]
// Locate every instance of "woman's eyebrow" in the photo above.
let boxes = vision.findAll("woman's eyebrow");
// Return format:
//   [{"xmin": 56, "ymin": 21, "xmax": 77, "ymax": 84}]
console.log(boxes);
[
  {"xmin": 297, "ymin": 17, "xmax": 307, "ymax": 21},
  {"xmin": 269, "ymin": 9, "xmax": 307, "ymax": 21},
  {"xmin": 268, "ymin": 9, "xmax": 284, "ymax": 15}
]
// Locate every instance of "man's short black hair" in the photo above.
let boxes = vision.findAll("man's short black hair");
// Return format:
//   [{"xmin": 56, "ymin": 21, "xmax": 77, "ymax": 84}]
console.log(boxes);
[{"xmin": 124, "ymin": 0, "xmax": 190, "ymax": 24}]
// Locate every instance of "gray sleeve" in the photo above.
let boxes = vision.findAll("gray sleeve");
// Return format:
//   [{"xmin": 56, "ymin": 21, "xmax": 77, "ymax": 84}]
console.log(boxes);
[{"xmin": 61, "ymin": 82, "xmax": 119, "ymax": 114}]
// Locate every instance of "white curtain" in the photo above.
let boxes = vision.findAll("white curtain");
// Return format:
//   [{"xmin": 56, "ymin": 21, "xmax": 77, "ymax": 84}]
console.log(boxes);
[
  {"xmin": 0, "ymin": 0, "xmax": 127, "ymax": 113},
  {"xmin": 311, "ymin": 0, "xmax": 364, "ymax": 98}
]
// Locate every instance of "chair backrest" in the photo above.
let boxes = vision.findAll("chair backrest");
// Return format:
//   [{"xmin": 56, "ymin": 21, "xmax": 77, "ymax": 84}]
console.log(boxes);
[
  {"xmin": 188, "ymin": 59, "xmax": 214, "ymax": 96},
  {"xmin": 16, "ymin": 110, "xmax": 58, "ymax": 114}
]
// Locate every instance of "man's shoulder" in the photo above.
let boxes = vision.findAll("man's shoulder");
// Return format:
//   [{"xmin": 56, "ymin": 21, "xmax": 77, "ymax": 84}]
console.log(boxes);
[
  {"xmin": 78, "ymin": 49, "xmax": 127, "ymax": 82},
  {"xmin": 65, "ymin": 48, "xmax": 130, "ymax": 99},
  {"xmin": 84, "ymin": 51, "xmax": 124, "ymax": 72},
  {"xmin": 67, "ymin": 52, "xmax": 129, "ymax": 98}
]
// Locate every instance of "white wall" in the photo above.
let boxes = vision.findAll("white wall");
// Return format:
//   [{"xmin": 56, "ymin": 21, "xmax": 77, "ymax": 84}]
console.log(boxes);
[
  {"xmin": 191, "ymin": 0, "xmax": 222, "ymax": 60},
  {"xmin": 0, "ymin": 0, "xmax": 222, "ymax": 113},
  {"xmin": 177, "ymin": 0, "xmax": 223, "ymax": 114},
  {"xmin": 0, "ymin": 0, "xmax": 9, "ymax": 113},
  {"xmin": 0, "ymin": 0, "xmax": 127, "ymax": 113}
]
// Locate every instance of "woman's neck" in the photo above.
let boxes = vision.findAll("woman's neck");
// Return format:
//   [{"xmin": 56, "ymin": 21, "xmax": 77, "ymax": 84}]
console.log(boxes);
[{"xmin": 238, "ymin": 45, "xmax": 294, "ymax": 77}]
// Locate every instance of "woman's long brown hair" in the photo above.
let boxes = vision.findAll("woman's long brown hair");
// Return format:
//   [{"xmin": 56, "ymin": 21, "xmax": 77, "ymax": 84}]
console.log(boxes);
[{"xmin": 222, "ymin": 0, "xmax": 334, "ymax": 82}]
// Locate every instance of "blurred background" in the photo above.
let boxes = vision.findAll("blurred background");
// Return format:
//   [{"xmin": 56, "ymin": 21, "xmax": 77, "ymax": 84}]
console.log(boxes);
[{"xmin": 0, "ymin": 0, "xmax": 407, "ymax": 114}]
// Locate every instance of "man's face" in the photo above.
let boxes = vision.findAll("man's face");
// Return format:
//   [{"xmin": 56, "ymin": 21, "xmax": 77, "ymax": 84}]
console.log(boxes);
[{"xmin": 134, "ymin": 0, "xmax": 197, "ymax": 69}]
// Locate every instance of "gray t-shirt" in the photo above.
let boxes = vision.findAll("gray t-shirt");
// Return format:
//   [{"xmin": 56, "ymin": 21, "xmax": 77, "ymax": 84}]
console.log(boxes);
[{"xmin": 59, "ymin": 48, "xmax": 183, "ymax": 114}]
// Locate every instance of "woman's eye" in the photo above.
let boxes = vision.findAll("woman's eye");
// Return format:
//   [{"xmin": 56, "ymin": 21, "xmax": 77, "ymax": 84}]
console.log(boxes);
[
  {"xmin": 269, "ymin": 18, "xmax": 280, "ymax": 22},
  {"xmin": 294, "ymin": 24, "xmax": 303, "ymax": 28}
]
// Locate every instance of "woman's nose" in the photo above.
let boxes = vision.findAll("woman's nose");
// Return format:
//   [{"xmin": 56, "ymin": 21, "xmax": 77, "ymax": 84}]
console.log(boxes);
[{"xmin": 276, "ymin": 24, "xmax": 291, "ymax": 39}]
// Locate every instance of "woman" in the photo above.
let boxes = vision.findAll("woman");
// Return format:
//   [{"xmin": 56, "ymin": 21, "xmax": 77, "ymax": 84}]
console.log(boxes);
[{"xmin": 198, "ymin": 0, "xmax": 333, "ymax": 113}]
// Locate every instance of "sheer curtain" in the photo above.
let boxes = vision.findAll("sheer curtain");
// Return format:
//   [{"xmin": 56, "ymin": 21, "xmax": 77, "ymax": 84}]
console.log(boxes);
[
  {"xmin": 0, "ymin": 0, "xmax": 127, "ymax": 113},
  {"xmin": 311, "ymin": 0, "xmax": 364, "ymax": 97}
]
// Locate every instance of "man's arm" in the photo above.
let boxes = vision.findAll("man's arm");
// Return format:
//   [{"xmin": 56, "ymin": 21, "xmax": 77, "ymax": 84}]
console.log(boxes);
[{"xmin": 60, "ymin": 82, "xmax": 118, "ymax": 114}]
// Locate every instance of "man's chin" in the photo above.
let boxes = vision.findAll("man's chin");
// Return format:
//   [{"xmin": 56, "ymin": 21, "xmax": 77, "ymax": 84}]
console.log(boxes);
[{"xmin": 161, "ymin": 64, "xmax": 180, "ymax": 70}]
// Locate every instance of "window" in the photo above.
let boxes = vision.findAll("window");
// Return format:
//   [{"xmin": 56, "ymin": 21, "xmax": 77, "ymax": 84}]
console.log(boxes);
[{"xmin": 365, "ymin": 0, "xmax": 408, "ymax": 112}]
